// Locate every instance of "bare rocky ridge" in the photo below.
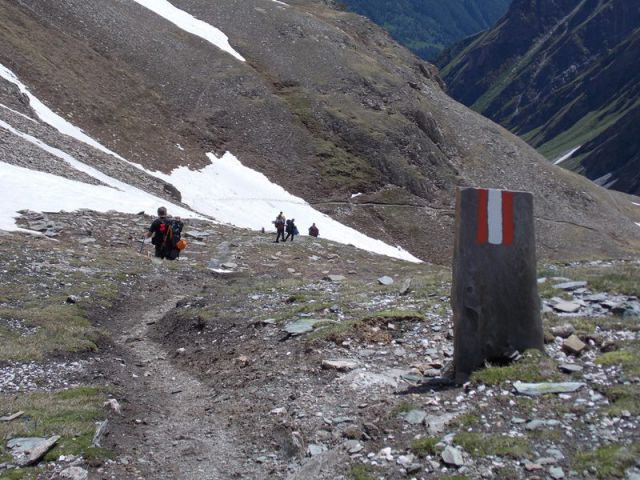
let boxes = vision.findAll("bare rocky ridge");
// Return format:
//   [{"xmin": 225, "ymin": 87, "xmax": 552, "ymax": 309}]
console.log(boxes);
[{"xmin": 0, "ymin": 0, "xmax": 638, "ymax": 263}]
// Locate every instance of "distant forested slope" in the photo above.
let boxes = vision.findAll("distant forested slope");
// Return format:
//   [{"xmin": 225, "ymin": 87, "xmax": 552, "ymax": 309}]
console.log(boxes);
[{"xmin": 338, "ymin": 0, "xmax": 511, "ymax": 59}]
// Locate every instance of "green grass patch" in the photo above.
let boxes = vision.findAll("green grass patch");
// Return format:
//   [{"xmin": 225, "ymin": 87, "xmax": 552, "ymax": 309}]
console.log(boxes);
[
  {"xmin": 0, "ymin": 304, "xmax": 101, "ymax": 361},
  {"xmin": 367, "ymin": 310, "xmax": 425, "ymax": 321},
  {"xmin": 450, "ymin": 412, "xmax": 481, "ymax": 429},
  {"xmin": 410, "ymin": 436, "xmax": 439, "ymax": 457},
  {"xmin": 349, "ymin": 463, "xmax": 380, "ymax": 480},
  {"xmin": 596, "ymin": 341, "xmax": 640, "ymax": 377},
  {"xmin": 0, "ymin": 468, "xmax": 41, "ymax": 480},
  {"xmin": 601, "ymin": 384, "xmax": 640, "ymax": 416},
  {"xmin": 574, "ymin": 443, "xmax": 640, "ymax": 479},
  {"xmin": 454, "ymin": 432, "xmax": 530, "ymax": 459},
  {"xmin": 0, "ymin": 387, "xmax": 110, "ymax": 465},
  {"xmin": 470, "ymin": 349, "xmax": 559, "ymax": 386}
]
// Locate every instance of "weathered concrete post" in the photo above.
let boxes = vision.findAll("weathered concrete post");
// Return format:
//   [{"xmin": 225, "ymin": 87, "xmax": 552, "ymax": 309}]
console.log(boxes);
[{"xmin": 452, "ymin": 187, "xmax": 543, "ymax": 383}]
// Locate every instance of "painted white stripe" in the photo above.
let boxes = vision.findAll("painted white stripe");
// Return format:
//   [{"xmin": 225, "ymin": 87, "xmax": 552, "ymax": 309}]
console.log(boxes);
[
  {"xmin": 0, "ymin": 103, "xmax": 38, "ymax": 123},
  {"xmin": 487, "ymin": 189, "xmax": 503, "ymax": 245}
]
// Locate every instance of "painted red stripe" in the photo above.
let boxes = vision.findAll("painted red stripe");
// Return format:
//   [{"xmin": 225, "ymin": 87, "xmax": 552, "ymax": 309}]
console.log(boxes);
[
  {"xmin": 502, "ymin": 191, "xmax": 514, "ymax": 245},
  {"xmin": 476, "ymin": 189, "xmax": 488, "ymax": 244}
]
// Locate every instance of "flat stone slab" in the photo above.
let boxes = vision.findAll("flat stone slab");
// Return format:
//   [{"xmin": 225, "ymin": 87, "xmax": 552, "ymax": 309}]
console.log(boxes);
[
  {"xmin": 525, "ymin": 419, "xmax": 562, "ymax": 430},
  {"xmin": 552, "ymin": 301, "xmax": 582, "ymax": 313},
  {"xmin": 514, "ymin": 381, "xmax": 586, "ymax": 396},
  {"xmin": 558, "ymin": 363, "xmax": 584, "ymax": 373},
  {"xmin": 8, "ymin": 436, "xmax": 60, "ymax": 466},
  {"xmin": 283, "ymin": 319, "xmax": 333, "ymax": 335},
  {"xmin": 550, "ymin": 323, "xmax": 575, "ymax": 338},
  {"xmin": 321, "ymin": 359, "xmax": 360, "ymax": 372},
  {"xmin": 553, "ymin": 281, "xmax": 587, "ymax": 291},
  {"xmin": 377, "ymin": 276, "xmax": 394, "ymax": 286}
]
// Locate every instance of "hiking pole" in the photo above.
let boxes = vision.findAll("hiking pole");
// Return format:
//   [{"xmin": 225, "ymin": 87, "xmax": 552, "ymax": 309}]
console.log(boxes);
[{"xmin": 139, "ymin": 236, "xmax": 145, "ymax": 254}]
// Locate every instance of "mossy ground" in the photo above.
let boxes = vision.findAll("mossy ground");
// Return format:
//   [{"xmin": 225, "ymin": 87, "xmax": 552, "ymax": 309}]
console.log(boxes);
[
  {"xmin": 0, "ymin": 387, "xmax": 110, "ymax": 466},
  {"xmin": 574, "ymin": 443, "xmax": 640, "ymax": 479},
  {"xmin": 454, "ymin": 432, "xmax": 530, "ymax": 459},
  {"xmin": 469, "ymin": 349, "xmax": 560, "ymax": 386}
]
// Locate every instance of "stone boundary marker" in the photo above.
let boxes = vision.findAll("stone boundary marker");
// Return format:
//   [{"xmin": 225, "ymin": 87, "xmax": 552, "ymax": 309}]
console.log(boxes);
[{"xmin": 452, "ymin": 187, "xmax": 543, "ymax": 383}]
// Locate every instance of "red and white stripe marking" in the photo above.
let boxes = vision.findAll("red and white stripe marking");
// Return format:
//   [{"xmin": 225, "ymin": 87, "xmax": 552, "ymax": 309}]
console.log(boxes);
[{"xmin": 476, "ymin": 189, "xmax": 514, "ymax": 245}]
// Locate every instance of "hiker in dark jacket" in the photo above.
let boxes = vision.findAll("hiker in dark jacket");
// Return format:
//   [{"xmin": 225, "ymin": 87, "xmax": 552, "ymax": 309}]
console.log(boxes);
[
  {"xmin": 145, "ymin": 206, "xmax": 183, "ymax": 259},
  {"xmin": 284, "ymin": 218, "xmax": 297, "ymax": 242},
  {"xmin": 274, "ymin": 212, "xmax": 286, "ymax": 243},
  {"xmin": 308, "ymin": 223, "xmax": 319, "ymax": 238}
]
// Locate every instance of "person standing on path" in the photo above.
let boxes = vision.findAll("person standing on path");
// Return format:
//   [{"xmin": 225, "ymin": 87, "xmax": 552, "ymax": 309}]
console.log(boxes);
[
  {"xmin": 274, "ymin": 211, "xmax": 286, "ymax": 243},
  {"xmin": 144, "ymin": 206, "xmax": 183, "ymax": 259},
  {"xmin": 284, "ymin": 218, "xmax": 297, "ymax": 242}
]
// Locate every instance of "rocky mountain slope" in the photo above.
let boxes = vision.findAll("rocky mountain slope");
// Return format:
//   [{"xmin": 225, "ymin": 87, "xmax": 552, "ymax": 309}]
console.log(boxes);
[
  {"xmin": 336, "ymin": 0, "xmax": 511, "ymax": 60},
  {"xmin": 438, "ymin": 0, "xmax": 640, "ymax": 195},
  {"xmin": 0, "ymin": 0, "xmax": 639, "ymax": 264}
]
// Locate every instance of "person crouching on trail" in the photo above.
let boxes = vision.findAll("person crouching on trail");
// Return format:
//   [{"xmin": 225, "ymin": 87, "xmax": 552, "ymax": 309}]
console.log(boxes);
[
  {"xmin": 274, "ymin": 212, "xmax": 286, "ymax": 243},
  {"xmin": 144, "ymin": 206, "xmax": 184, "ymax": 260},
  {"xmin": 308, "ymin": 223, "xmax": 319, "ymax": 238}
]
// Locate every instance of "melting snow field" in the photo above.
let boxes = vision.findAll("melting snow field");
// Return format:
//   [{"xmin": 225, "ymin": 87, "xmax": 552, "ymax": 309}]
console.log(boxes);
[
  {"xmin": 131, "ymin": 0, "xmax": 245, "ymax": 61},
  {"xmin": 0, "ymin": 64, "xmax": 421, "ymax": 262},
  {"xmin": 0, "ymin": 162, "xmax": 198, "ymax": 232},
  {"xmin": 153, "ymin": 153, "xmax": 421, "ymax": 262},
  {"xmin": 553, "ymin": 145, "xmax": 581, "ymax": 165}
]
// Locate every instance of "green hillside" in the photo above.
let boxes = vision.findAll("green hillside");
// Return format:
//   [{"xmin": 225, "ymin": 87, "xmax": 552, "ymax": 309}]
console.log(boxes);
[
  {"xmin": 439, "ymin": 0, "xmax": 640, "ymax": 195},
  {"xmin": 338, "ymin": 0, "xmax": 511, "ymax": 60}
]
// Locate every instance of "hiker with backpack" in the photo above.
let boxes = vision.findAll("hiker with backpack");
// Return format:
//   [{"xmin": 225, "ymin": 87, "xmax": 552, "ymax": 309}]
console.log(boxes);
[
  {"xmin": 284, "ymin": 218, "xmax": 297, "ymax": 242},
  {"xmin": 274, "ymin": 211, "xmax": 286, "ymax": 243},
  {"xmin": 144, "ymin": 206, "xmax": 186, "ymax": 260},
  {"xmin": 308, "ymin": 223, "xmax": 319, "ymax": 238}
]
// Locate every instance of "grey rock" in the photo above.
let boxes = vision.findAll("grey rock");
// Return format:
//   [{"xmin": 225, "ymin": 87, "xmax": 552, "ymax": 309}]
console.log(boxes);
[
  {"xmin": 307, "ymin": 444, "xmax": 327, "ymax": 457},
  {"xmin": 513, "ymin": 381, "xmax": 586, "ymax": 396},
  {"xmin": 404, "ymin": 410, "xmax": 427, "ymax": 425},
  {"xmin": 66, "ymin": 295, "xmax": 79, "ymax": 304},
  {"xmin": 8, "ymin": 436, "xmax": 60, "ymax": 466},
  {"xmin": 321, "ymin": 359, "xmax": 359, "ymax": 372},
  {"xmin": 221, "ymin": 262, "xmax": 237, "ymax": 269},
  {"xmin": 343, "ymin": 440, "xmax": 363, "ymax": 454},
  {"xmin": 396, "ymin": 454, "xmax": 416, "ymax": 467},
  {"xmin": 378, "ymin": 276, "xmax": 394, "ymax": 286},
  {"xmin": 427, "ymin": 412, "xmax": 457, "ymax": 435},
  {"xmin": 549, "ymin": 466, "xmax": 565, "ymax": 479},
  {"xmin": 550, "ymin": 323, "xmax": 575, "ymax": 338},
  {"xmin": 399, "ymin": 278, "xmax": 412, "ymax": 296},
  {"xmin": 558, "ymin": 363, "xmax": 583, "ymax": 373},
  {"xmin": 552, "ymin": 301, "xmax": 582, "ymax": 313},
  {"xmin": 553, "ymin": 281, "xmax": 587, "ymax": 291},
  {"xmin": 441, "ymin": 446, "xmax": 464, "ymax": 467},
  {"xmin": 563, "ymin": 334, "xmax": 587, "ymax": 355},
  {"xmin": 59, "ymin": 466, "xmax": 89, "ymax": 480},
  {"xmin": 283, "ymin": 319, "xmax": 332, "ymax": 335},
  {"xmin": 525, "ymin": 419, "xmax": 562, "ymax": 430}
]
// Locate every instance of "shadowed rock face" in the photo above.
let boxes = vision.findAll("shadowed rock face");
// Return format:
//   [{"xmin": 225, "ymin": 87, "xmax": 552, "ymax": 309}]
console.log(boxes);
[
  {"xmin": 439, "ymin": 0, "xmax": 640, "ymax": 195},
  {"xmin": 1, "ymin": 0, "xmax": 639, "ymax": 263}
]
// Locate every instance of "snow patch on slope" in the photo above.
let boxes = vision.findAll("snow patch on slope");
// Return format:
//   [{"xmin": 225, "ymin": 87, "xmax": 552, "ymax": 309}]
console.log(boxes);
[
  {"xmin": 153, "ymin": 153, "xmax": 421, "ymax": 262},
  {"xmin": 553, "ymin": 145, "xmax": 581, "ymax": 165},
  {"xmin": 131, "ymin": 0, "xmax": 245, "ymax": 61},
  {"xmin": 0, "ymin": 162, "xmax": 198, "ymax": 232},
  {"xmin": 0, "ymin": 63, "xmax": 127, "ymax": 161}
]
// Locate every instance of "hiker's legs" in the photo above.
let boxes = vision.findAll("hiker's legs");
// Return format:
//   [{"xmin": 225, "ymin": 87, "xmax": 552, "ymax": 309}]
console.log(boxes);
[
  {"xmin": 154, "ymin": 246, "xmax": 163, "ymax": 258},
  {"xmin": 284, "ymin": 232, "xmax": 292, "ymax": 241}
]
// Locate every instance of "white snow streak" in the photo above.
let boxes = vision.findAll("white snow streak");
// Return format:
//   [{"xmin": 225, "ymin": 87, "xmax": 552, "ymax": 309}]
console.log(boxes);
[
  {"xmin": 0, "ymin": 162, "xmax": 196, "ymax": 232},
  {"xmin": 636, "ymin": 222, "xmax": 640, "ymax": 228},
  {"xmin": 131, "ymin": 0, "xmax": 245, "ymax": 61},
  {"xmin": 0, "ymin": 65, "xmax": 421, "ymax": 262},
  {"xmin": 553, "ymin": 145, "xmax": 581, "ymax": 165},
  {"xmin": 632, "ymin": 202, "xmax": 640, "ymax": 207},
  {"xmin": 0, "ymin": 63, "xmax": 127, "ymax": 161},
  {"xmin": 0, "ymin": 103, "xmax": 37, "ymax": 124},
  {"xmin": 269, "ymin": 0, "xmax": 289, "ymax": 6}
]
